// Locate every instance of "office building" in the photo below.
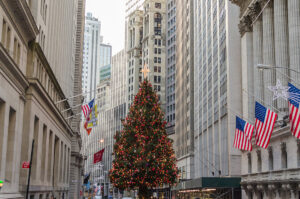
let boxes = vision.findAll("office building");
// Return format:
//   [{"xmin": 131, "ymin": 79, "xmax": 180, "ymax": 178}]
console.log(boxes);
[
  {"xmin": 99, "ymin": 43, "xmax": 112, "ymax": 83},
  {"xmin": 126, "ymin": 0, "xmax": 167, "ymax": 111},
  {"xmin": 173, "ymin": 0, "xmax": 195, "ymax": 182},
  {"xmin": 165, "ymin": 0, "xmax": 176, "ymax": 135},
  {"xmin": 82, "ymin": 12, "xmax": 101, "ymax": 102},
  {"xmin": 173, "ymin": 0, "xmax": 242, "ymax": 197}
]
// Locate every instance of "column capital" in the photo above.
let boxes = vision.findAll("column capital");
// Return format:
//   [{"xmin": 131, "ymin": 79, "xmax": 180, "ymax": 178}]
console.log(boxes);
[
  {"xmin": 239, "ymin": 15, "xmax": 253, "ymax": 36},
  {"xmin": 248, "ymin": 2, "xmax": 262, "ymax": 21}
]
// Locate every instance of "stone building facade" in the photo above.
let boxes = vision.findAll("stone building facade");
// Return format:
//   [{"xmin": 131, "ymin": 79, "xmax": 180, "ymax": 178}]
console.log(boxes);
[
  {"xmin": 126, "ymin": 0, "xmax": 166, "ymax": 111},
  {"xmin": 0, "ymin": 0, "xmax": 85, "ymax": 198},
  {"xmin": 231, "ymin": 0, "xmax": 300, "ymax": 198}
]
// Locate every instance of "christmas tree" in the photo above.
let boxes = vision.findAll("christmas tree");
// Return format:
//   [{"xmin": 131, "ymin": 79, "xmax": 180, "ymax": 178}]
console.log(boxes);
[{"xmin": 110, "ymin": 80, "xmax": 178, "ymax": 198}]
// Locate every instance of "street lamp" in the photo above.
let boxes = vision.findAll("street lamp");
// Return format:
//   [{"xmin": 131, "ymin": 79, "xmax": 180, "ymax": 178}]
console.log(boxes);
[
  {"xmin": 257, "ymin": 64, "xmax": 300, "ymax": 74},
  {"xmin": 99, "ymin": 139, "xmax": 104, "ymax": 143}
]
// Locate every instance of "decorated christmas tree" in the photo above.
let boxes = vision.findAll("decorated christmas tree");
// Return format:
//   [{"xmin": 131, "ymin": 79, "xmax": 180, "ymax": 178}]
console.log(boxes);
[{"xmin": 110, "ymin": 80, "xmax": 178, "ymax": 198}]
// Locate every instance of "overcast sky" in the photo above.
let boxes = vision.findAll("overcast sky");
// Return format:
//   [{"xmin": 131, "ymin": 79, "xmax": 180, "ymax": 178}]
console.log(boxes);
[{"xmin": 85, "ymin": 0, "xmax": 125, "ymax": 55}]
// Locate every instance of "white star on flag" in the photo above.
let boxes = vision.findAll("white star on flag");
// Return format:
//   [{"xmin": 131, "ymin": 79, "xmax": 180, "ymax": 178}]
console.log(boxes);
[{"xmin": 268, "ymin": 80, "xmax": 290, "ymax": 101}]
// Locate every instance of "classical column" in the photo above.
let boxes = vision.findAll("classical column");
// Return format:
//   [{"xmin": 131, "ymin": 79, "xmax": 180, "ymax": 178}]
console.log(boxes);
[
  {"xmin": 275, "ymin": 190, "xmax": 281, "ymax": 199},
  {"xmin": 288, "ymin": 0, "xmax": 300, "ymax": 82},
  {"xmin": 250, "ymin": 5, "xmax": 264, "ymax": 105},
  {"xmin": 239, "ymin": 15, "xmax": 254, "ymax": 121},
  {"xmin": 274, "ymin": 0, "xmax": 289, "ymax": 114},
  {"xmin": 262, "ymin": 1, "xmax": 276, "ymax": 108}
]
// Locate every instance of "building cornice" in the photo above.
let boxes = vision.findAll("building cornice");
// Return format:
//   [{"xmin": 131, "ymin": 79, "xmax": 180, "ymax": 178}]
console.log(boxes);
[
  {"xmin": 27, "ymin": 78, "xmax": 74, "ymax": 138},
  {"xmin": 0, "ymin": 43, "xmax": 29, "ymax": 96},
  {"xmin": 1, "ymin": 0, "xmax": 39, "ymax": 41},
  {"xmin": 30, "ymin": 42, "xmax": 73, "ymax": 114}
]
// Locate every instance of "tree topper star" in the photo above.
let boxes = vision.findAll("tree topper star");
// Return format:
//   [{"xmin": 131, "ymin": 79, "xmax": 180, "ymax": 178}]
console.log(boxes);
[
  {"xmin": 141, "ymin": 64, "xmax": 150, "ymax": 79},
  {"xmin": 268, "ymin": 80, "xmax": 290, "ymax": 101}
]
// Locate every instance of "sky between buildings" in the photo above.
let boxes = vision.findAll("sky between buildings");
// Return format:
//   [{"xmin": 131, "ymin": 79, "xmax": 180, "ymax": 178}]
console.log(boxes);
[{"xmin": 86, "ymin": 0, "xmax": 125, "ymax": 55}]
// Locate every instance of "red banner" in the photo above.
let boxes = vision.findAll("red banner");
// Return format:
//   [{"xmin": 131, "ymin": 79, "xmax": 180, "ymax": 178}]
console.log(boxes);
[
  {"xmin": 94, "ymin": 148, "xmax": 105, "ymax": 164},
  {"xmin": 22, "ymin": 161, "xmax": 30, "ymax": 169}
]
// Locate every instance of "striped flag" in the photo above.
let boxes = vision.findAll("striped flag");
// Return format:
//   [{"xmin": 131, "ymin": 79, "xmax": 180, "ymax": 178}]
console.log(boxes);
[
  {"xmin": 81, "ymin": 99, "xmax": 94, "ymax": 119},
  {"xmin": 82, "ymin": 99, "xmax": 95, "ymax": 135},
  {"xmin": 288, "ymin": 83, "xmax": 300, "ymax": 139},
  {"xmin": 233, "ymin": 116, "xmax": 254, "ymax": 151},
  {"xmin": 87, "ymin": 104, "xmax": 98, "ymax": 128},
  {"xmin": 255, "ymin": 102, "xmax": 277, "ymax": 148}
]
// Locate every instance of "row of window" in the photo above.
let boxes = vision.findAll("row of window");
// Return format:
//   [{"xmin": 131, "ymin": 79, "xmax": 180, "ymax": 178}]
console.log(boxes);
[
  {"xmin": 1, "ymin": 19, "xmax": 21, "ymax": 65},
  {"xmin": 154, "ymin": 57, "xmax": 162, "ymax": 63}
]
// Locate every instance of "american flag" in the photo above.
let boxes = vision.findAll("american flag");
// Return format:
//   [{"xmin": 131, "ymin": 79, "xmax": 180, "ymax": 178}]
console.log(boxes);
[
  {"xmin": 255, "ymin": 102, "xmax": 277, "ymax": 149},
  {"xmin": 233, "ymin": 116, "xmax": 254, "ymax": 151},
  {"xmin": 288, "ymin": 83, "xmax": 300, "ymax": 139},
  {"xmin": 81, "ymin": 99, "xmax": 94, "ymax": 119}
]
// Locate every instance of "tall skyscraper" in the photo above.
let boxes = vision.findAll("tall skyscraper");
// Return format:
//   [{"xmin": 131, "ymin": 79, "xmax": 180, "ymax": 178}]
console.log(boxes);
[
  {"xmin": 82, "ymin": 12, "xmax": 101, "ymax": 102},
  {"xmin": 193, "ymin": 0, "xmax": 241, "ymax": 179},
  {"xmin": 126, "ymin": 0, "xmax": 167, "ymax": 111},
  {"xmin": 174, "ymin": 0, "xmax": 194, "ymax": 181},
  {"xmin": 99, "ymin": 43, "xmax": 112, "ymax": 83},
  {"xmin": 0, "ymin": 0, "xmax": 85, "ymax": 198},
  {"xmin": 165, "ymin": 0, "xmax": 176, "ymax": 135}
]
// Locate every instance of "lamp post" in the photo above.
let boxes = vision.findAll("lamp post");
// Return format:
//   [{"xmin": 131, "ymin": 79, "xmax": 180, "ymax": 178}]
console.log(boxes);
[{"xmin": 257, "ymin": 64, "xmax": 300, "ymax": 74}]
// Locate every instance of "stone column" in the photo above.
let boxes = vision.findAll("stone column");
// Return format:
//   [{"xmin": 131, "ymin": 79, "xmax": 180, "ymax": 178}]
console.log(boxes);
[
  {"xmin": 239, "ymin": 15, "xmax": 254, "ymax": 121},
  {"xmin": 275, "ymin": 190, "xmax": 281, "ymax": 199},
  {"xmin": 251, "ymin": 5, "xmax": 264, "ymax": 105},
  {"xmin": 288, "ymin": 0, "xmax": 300, "ymax": 82},
  {"xmin": 274, "ymin": 0, "xmax": 289, "ymax": 114},
  {"xmin": 262, "ymin": 1, "xmax": 276, "ymax": 108}
]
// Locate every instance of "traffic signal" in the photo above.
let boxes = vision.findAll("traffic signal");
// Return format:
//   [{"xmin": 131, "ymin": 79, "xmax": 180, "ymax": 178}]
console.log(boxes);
[
  {"xmin": 83, "ymin": 174, "xmax": 90, "ymax": 184},
  {"xmin": 0, "ymin": 180, "xmax": 3, "ymax": 190}
]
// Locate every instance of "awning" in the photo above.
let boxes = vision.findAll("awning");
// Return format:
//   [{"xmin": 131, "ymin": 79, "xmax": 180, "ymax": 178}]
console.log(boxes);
[{"xmin": 172, "ymin": 177, "xmax": 241, "ymax": 191}]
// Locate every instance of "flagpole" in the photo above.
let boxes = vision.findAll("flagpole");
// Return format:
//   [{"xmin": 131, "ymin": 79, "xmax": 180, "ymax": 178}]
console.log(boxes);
[
  {"xmin": 55, "ymin": 88, "xmax": 100, "ymax": 105},
  {"xmin": 26, "ymin": 140, "xmax": 34, "ymax": 199}
]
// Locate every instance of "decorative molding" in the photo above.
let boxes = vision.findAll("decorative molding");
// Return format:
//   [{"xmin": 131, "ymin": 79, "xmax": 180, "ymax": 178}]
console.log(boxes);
[
  {"xmin": 238, "ymin": 15, "xmax": 253, "ymax": 36},
  {"xmin": 1, "ymin": 0, "xmax": 39, "ymax": 41},
  {"xmin": 0, "ymin": 43, "xmax": 29, "ymax": 95}
]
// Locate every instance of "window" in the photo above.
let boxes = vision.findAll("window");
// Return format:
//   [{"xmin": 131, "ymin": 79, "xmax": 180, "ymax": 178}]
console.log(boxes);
[
  {"xmin": 1, "ymin": 19, "xmax": 6, "ymax": 46},
  {"xmin": 256, "ymin": 150, "xmax": 261, "ymax": 172},
  {"xmin": 154, "ymin": 66, "xmax": 157, "ymax": 72},
  {"xmin": 297, "ymin": 140, "xmax": 300, "ymax": 167},
  {"xmin": 154, "ymin": 13, "xmax": 162, "ymax": 35},
  {"xmin": 158, "ymin": 57, "xmax": 161, "ymax": 63},
  {"xmin": 155, "ymin": 3, "xmax": 161, "ymax": 9},
  {"xmin": 281, "ymin": 142, "xmax": 287, "ymax": 169},
  {"xmin": 268, "ymin": 147, "xmax": 273, "ymax": 171},
  {"xmin": 247, "ymin": 153, "xmax": 251, "ymax": 173},
  {"xmin": 154, "ymin": 57, "xmax": 157, "ymax": 63}
]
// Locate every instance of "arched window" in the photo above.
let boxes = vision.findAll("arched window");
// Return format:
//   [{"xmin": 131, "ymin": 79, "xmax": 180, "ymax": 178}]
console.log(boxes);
[{"xmin": 154, "ymin": 13, "xmax": 162, "ymax": 35}]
